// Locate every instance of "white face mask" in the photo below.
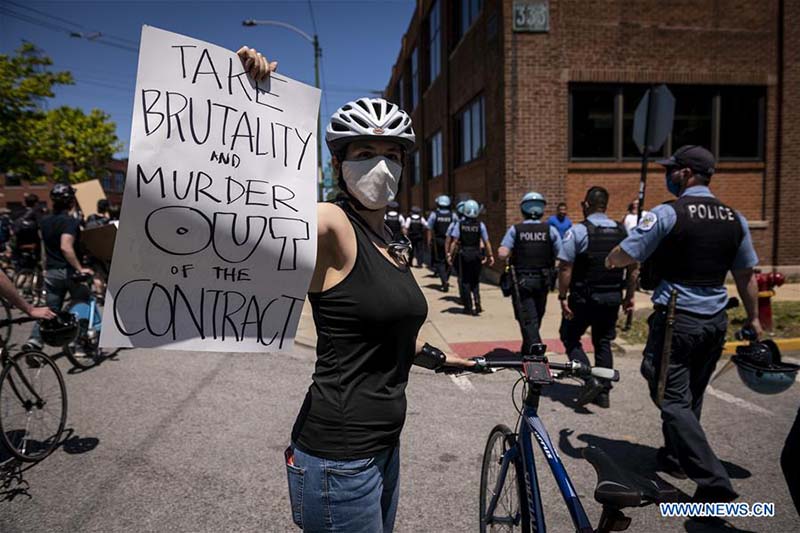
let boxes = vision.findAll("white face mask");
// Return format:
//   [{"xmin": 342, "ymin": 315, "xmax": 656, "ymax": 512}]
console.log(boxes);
[{"xmin": 341, "ymin": 156, "xmax": 402, "ymax": 210}]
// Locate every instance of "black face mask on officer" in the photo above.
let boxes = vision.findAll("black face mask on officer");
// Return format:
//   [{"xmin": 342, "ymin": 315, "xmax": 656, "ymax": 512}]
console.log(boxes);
[{"xmin": 665, "ymin": 167, "xmax": 689, "ymax": 197}]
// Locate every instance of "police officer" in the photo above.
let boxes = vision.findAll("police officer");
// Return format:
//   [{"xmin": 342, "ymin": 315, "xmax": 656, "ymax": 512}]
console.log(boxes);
[
  {"xmin": 498, "ymin": 192, "xmax": 562, "ymax": 353},
  {"xmin": 447, "ymin": 199, "xmax": 469, "ymax": 304},
  {"xmin": 558, "ymin": 186, "xmax": 633, "ymax": 408},
  {"xmin": 427, "ymin": 195, "xmax": 454, "ymax": 292},
  {"xmin": 448, "ymin": 200, "xmax": 494, "ymax": 315},
  {"xmin": 605, "ymin": 145, "xmax": 761, "ymax": 503},
  {"xmin": 404, "ymin": 206, "xmax": 426, "ymax": 268},
  {"xmin": 384, "ymin": 200, "xmax": 405, "ymax": 241}
]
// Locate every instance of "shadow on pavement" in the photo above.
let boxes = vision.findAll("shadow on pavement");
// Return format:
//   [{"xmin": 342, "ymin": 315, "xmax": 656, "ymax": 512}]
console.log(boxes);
[
  {"xmin": 441, "ymin": 307, "xmax": 469, "ymax": 314},
  {"xmin": 541, "ymin": 382, "xmax": 594, "ymax": 414},
  {"xmin": 439, "ymin": 295, "xmax": 462, "ymax": 304},
  {"xmin": 684, "ymin": 517, "xmax": 757, "ymax": 532}
]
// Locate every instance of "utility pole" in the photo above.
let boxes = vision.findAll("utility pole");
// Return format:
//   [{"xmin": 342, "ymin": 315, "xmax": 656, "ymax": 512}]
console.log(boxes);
[{"xmin": 243, "ymin": 19, "xmax": 324, "ymax": 201}]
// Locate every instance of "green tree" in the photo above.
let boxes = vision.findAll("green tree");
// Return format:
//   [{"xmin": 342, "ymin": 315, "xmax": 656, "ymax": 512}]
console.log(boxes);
[
  {"xmin": 0, "ymin": 43, "xmax": 121, "ymax": 183},
  {"xmin": 28, "ymin": 106, "xmax": 122, "ymax": 183},
  {"xmin": 0, "ymin": 43, "xmax": 72, "ymax": 176}
]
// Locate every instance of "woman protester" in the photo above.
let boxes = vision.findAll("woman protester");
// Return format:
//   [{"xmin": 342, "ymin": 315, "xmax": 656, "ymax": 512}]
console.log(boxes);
[{"xmin": 237, "ymin": 47, "xmax": 474, "ymax": 533}]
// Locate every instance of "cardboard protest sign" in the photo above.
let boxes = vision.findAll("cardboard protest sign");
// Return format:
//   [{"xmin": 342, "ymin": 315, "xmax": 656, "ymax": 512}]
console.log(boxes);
[
  {"xmin": 82, "ymin": 223, "xmax": 117, "ymax": 263},
  {"xmin": 100, "ymin": 26, "xmax": 320, "ymax": 352},
  {"xmin": 74, "ymin": 179, "xmax": 107, "ymax": 218}
]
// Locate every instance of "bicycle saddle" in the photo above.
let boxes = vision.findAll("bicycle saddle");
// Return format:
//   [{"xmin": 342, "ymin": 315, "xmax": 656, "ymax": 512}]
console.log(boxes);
[{"xmin": 583, "ymin": 446, "xmax": 677, "ymax": 509}]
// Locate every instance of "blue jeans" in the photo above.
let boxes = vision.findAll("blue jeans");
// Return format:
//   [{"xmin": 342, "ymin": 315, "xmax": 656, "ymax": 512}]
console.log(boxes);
[{"xmin": 286, "ymin": 443, "xmax": 400, "ymax": 532}]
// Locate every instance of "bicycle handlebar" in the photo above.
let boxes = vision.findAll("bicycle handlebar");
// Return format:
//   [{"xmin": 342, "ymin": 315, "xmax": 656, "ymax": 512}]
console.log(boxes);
[
  {"xmin": 439, "ymin": 355, "xmax": 620, "ymax": 382},
  {"xmin": 0, "ymin": 316, "xmax": 39, "ymax": 328}
]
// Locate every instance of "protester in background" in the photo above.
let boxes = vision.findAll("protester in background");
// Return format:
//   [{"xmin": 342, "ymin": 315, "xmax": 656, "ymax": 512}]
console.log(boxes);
[
  {"xmin": 547, "ymin": 201, "xmax": 572, "ymax": 238},
  {"xmin": 23, "ymin": 184, "xmax": 93, "ymax": 355},
  {"xmin": 404, "ymin": 206, "xmax": 426, "ymax": 268},
  {"xmin": 0, "ymin": 208, "xmax": 11, "ymax": 256},
  {"xmin": 499, "ymin": 192, "xmax": 562, "ymax": 353},
  {"xmin": 427, "ymin": 195, "xmax": 454, "ymax": 292},
  {"xmin": 236, "ymin": 48, "xmax": 473, "ymax": 533},
  {"xmin": 11, "ymin": 193, "xmax": 43, "ymax": 271},
  {"xmin": 622, "ymin": 198, "xmax": 650, "ymax": 233},
  {"xmin": 448, "ymin": 200, "xmax": 494, "ymax": 315},
  {"xmin": 85, "ymin": 198, "xmax": 111, "ymax": 228}
]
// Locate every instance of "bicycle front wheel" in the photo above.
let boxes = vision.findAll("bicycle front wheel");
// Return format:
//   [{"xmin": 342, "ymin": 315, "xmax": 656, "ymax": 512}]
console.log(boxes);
[
  {"xmin": 480, "ymin": 424, "xmax": 523, "ymax": 533},
  {"xmin": 0, "ymin": 351, "xmax": 68, "ymax": 462}
]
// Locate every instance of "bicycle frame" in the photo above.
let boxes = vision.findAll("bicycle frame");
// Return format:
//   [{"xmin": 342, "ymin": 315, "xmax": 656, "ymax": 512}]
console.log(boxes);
[{"xmin": 485, "ymin": 385, "xmax": 593, "ymax": 533}]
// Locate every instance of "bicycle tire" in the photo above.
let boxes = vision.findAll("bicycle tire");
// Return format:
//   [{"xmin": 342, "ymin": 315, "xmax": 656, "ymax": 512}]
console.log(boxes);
[
  {"xmin": 64, "ymin": 325, "xmax": 100, "ymax": 370},
  {"xmin": 0, "ymin": 351, "xmax": 67, "ymax": 462},
  {"xmin": 1, "ymin": 300, "xmax": 11, "ymax": 349},
  {"xmin": 480, "ymin": 424, "xmax": 523, "ymax": 533}
]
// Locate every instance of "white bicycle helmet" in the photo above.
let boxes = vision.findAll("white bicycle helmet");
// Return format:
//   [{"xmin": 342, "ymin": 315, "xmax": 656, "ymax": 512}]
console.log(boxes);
[{"xmin": 326, "ymin": 97, "xmax": 415, "ymax": 154}]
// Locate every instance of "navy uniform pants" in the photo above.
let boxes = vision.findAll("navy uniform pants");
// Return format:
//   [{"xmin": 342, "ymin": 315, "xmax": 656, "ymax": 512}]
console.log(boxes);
[
  {"xmin": 511, "ymin": 272, "xmax": 549, "ymax": 353},
  {"xmin": 559, "ymin": 293, "xmax": 619, "ymax": 391},
  {"xmin": 409, "ymin": 237, "xmax": 425, "ymax": 267},
  {"xmin": 431, "ymin": 237, "xmax": 449, "ymax": 286},
  {"xmin": 458, "ymin": 248, "xmax": 482, "ymax": 312},
  {"xmin": 641, "ymin": 308, "xmax": 736, "ymax": 496}
]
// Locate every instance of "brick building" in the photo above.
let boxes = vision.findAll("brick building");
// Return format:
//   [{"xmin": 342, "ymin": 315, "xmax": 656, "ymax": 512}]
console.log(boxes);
[
  {"xmin": 0, "ymin": 159, "xmax": 128, "ymax": 216},
  {"xmin": 385, "ymin": 0, "xmax": 798, "ymax": 274}
]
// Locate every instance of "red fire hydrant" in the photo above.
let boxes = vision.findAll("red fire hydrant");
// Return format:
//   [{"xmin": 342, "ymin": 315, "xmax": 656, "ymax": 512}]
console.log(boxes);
[{"xmin": 756, "ymin": 271, "xmax": 785, "ymax": 332}]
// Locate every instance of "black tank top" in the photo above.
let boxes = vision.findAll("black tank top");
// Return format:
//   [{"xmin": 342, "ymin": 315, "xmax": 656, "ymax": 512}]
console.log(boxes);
[{"xmin": 291, "ymin": 206, "xmax": 428, "ymax": 460}]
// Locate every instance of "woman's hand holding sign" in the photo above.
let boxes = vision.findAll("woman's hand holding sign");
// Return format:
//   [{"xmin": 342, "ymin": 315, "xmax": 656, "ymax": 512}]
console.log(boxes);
[{"xmin": 236, "ymin": 46, "xmax": 277, "ymax": 81}]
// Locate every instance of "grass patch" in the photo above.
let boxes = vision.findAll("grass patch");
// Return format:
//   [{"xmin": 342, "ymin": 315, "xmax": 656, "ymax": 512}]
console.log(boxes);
[{"xmin": 618, "ymin": 301, "xmax": 800, "ymax": 345}]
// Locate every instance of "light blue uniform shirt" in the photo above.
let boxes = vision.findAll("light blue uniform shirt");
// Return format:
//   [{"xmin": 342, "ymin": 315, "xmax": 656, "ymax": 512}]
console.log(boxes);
[
  {"xmin": 619, "ymin": 185, "xmax": 759, "ymax": 314},
  {"xmin": 450, "ymin": 220, "xmax": 489, "ymax": 241},
  {"xmin": 558, "ymin": 212, "xmax": 624, "ymax": 264},
  {"xmin": 501, "ymin": 218, "xmax": 563, "ymax": 258}
]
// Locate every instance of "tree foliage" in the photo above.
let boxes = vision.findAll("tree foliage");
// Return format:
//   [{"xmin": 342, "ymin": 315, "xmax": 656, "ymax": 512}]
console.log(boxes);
[{"xmin": 0, "ymin": 43, "xmax": 121, "ymax": 183}]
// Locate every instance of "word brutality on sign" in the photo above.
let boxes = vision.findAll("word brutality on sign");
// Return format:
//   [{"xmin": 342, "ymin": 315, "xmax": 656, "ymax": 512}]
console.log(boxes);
[{"xmin": 101, "ymin": 26, "xmax": 320, "ymax": 352}]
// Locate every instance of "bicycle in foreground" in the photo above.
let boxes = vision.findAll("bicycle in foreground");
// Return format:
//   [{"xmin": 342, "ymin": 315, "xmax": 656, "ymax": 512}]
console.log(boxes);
[
  {"xmin": 0, "ymin": 315, "xmax": 67, "ymax": 462},
  {"xmin": 441, "ymin": 344, "xmax": 676, "ymax": 533}
]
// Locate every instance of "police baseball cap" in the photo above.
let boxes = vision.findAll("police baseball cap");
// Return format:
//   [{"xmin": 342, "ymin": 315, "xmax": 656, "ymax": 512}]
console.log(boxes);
[{"xmin": 656, "ymin": 145, "xmax": 716, "ymax": 176}]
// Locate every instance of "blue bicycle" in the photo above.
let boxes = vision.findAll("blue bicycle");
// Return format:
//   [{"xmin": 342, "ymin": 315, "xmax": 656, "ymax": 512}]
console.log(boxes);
[
  {"xmin": 444, "ymin": 344, "xmax": 676, "ymax": 532},
  {"xmin": 62, "ymin": 272, "xmax": 103, "ymax": 369}
]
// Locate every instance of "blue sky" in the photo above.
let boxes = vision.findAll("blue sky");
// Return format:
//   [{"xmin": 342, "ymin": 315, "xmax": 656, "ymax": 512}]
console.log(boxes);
[{"xmin": 0, "ymin": 0, "xmax": 415, "ymax": 162}]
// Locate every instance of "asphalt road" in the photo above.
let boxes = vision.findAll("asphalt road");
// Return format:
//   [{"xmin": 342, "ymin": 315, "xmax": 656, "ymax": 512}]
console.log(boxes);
[{"xmin": 1, "ymin": 319, "xmax": 798, "ymax": 533}]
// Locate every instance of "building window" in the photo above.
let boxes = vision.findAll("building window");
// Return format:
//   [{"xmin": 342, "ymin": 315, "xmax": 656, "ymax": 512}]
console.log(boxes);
[
  {"xmin": 114, "ymin": 171, "xmax": 125, "ymax": 191},
  {"xmin": 4, "ymin": 174, "xmax": 22, "ymax": 187},
  {"xmin": 720, "ymin": 86, "xmax": 764, "ymax": 159},
  {"xmin": 410, "ymin": 47, "xmax": 419, "ymax": 109},
  {"xmin": 569, "ymin": 83, "xmax": 765, "ymax": 161},
  {"xmin": 455, "ymin": 95, "xmax": 486, "ymax": 166},
  {"xmin": 428, "ymin": 131, "xmax": 443, "ymax": 178},
  {"xmin": 427, "ymin": 0, "xmax": 441, "ymax": 87},
  {"xmin": 455, "ymin": 0, "xmax": 483, "ymax": 43},
  {"xmin": 409, "ymin": 150, "xmax": 421, "ymax": 186},
  {"xmin": 570, "ymin": 86, "xmax": 615, "ymax": 159},
  {"xmin": 102, "ymin": 173, "xmax": 113, "ymax": 191},
  {"xmin": 397, "ymin": 75, "xmax": 406, "ymax": 111}
]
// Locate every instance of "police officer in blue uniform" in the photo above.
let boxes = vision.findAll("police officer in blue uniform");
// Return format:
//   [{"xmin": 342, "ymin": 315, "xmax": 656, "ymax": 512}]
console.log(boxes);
[
  {"xmin": 558, "ymin": 186, "xmax": 634, "ymax": 408},
  {"xmin": 384, "ymin": 201, "xmax": 405, "ymax": 241},
  {"xmin": 605, "ymin": 145, "xmax": 762, "ymax": 503},
  {"xmin": 498, "ymin": 192, "xmax": 562, "ymax": 353},
  {"xmin": 404, "ymin": 206, "xmax": 426, "ymax": 268},
  {"xmin": 427, "ymin": 195, "xmax": 454, "ymax": 292},
  {"xmin": 449, "ymin": 200, "xmax": 494, "ymax": 315},
  {"xmin": 447, "ymin": 199, "xmax": 470, "ymax": 304}
]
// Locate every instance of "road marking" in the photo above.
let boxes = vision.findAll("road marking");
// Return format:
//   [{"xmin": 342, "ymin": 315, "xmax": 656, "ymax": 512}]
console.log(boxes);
[
  {"xmin": 449, "ymin": 374, "xmax": 476, "ymax": 392},
  {"xmin": 706, "ymin": 386, "xmax": 774, "ymax": 417}
]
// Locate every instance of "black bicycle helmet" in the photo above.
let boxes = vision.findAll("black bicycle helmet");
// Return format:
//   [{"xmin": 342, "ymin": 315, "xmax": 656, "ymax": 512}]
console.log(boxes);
[
  {"xmin": 50, "ymin": 183, "xmax": 76, "ymax": 202},
  {"xmin": 40, "ymin": 312, "xmax": 79, "ymax": 347},
  {"xmin": 732, "ymin": 340, "xmax": 799, "ymax": 395}
]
